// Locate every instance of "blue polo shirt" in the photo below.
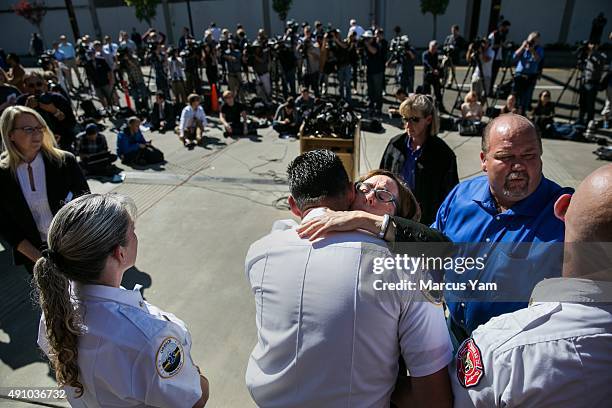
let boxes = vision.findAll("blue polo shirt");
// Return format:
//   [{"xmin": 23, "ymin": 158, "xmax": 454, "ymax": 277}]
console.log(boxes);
[
  {"xmin": 432, "ymin": 175, "xmax": 573, "ymax": 335},
  {"xmin": 400, "ymin": 137, "xmax": 422, "ymax": 190}
]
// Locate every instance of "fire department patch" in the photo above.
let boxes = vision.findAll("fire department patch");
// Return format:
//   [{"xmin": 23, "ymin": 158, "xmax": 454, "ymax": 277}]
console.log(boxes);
[
  {"xmin": 156, "ymin": 337, "xmax": 184, "ymax": 378},
  {"xmin": 456, "ymin": 338, "xmax": 484, "ymax": 388}
]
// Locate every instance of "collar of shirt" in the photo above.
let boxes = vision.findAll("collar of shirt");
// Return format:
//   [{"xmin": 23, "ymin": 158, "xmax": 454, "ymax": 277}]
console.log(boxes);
[
  {"xmin": 531, "ymin": 278, "xmax": 612, "ymax": 304},
  {"xmin": 72, "ymin": 282, "xmax": 145, "ymax": 309},
  {"xmin": 406, "ymin": 136, "xmax": 423, "ymax": 158},
  {"xmin": 19, "ymin": 151, "xmax": 43, "ymax": 171},
  {"xmin": 473, "ymin": 175, "xmax": 550, "ymax": 217}
]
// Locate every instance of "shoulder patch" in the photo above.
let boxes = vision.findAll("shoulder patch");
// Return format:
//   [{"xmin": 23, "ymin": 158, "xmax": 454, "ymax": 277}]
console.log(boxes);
[
  {"xmin": 456, "ymin": 338, "xmax": 484, "ymax": 388},
  {"xmin": 156, "ymin": 336, "xmax": 184, "ymax": 378}
]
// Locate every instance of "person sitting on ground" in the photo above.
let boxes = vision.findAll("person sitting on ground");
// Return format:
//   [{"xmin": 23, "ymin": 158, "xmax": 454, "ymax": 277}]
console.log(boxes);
[
  {"xmin": 273, "ymin": 97, "xmax": 300, "ymax": 138},
  {"xmin": 76, "ymin": 123, "xmax": 118, "ymax": 177},
  {"xmin": 116, "ymin": 116, "xmax": 164, "ymax": 165},
  {"xmin": 150, "ymin": 91, "xmax": 176, "ymax": 132},
  {"xmin": 461, "ymin": 90, "xmax": 484, "ymax": 123},
  {"xmin": 501, "ymin": 93, "xmax": 518, "ymax": 114},
  {"xmin": 531, "ymin": 89, "xmax": 556, "ymax": 137},
  {"xmin": 388, "ymin": 88, "xmax": 408, "ymax": 117},
  {"xmin": 220, "ymin": 90, "xmax": 254, "ymax": 137},
  {"xmin": 179, "ymin": 93, "xmax": 207, "ymax": 147},
  {"xmin": 295, "ymin": 87, "xmax": 315, "ymax": 123}
]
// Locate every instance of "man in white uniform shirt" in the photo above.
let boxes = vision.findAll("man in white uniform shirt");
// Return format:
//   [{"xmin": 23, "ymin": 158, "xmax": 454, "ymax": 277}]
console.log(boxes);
[
  {"xmin": 245, "ymin": 149, "xmax": 453, "ymax": 407},
  {"xmin": 450, "ymin": 164, "xmax": 612, "ymax": 407}
]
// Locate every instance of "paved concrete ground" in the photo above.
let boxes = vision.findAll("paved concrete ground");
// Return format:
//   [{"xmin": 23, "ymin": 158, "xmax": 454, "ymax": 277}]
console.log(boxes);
[{"xmin": 0, "ymin": 67, "xmax": 609, "ymax": 407}]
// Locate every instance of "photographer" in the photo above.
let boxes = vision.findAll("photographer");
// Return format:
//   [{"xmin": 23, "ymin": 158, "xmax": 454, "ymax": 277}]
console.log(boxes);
[
  {"xmin": 332, "ymin": 29, "xmax": 353, "ymax": 103},
  {"xmin": 82, "ymin": 48, "xmax": 113, "ymax": 110},
  {"xmin": 579, "ymin": 41, "xmax": 607, "ymax": 125},
  {"xmin": 299, "ymin": 27, "xmax": 321, "ymax": 98},
  {"xmin": 252, "ymin": 40, "xmax": 272, "ymax": 103},
  {"xmin": 442, "ymin": 24, "xmax": 466, "ymax": 86},
  {"xmin": 17, "ymin": 72, "xmax": 77, "ymax": 151},
  {"xmin": 182, "ymin": 39, "xmax": 202, "ymax": 94},
  {"xmin": 147, "ymin": 43, "xmax": 170, "ymax": 99},
  {"xmin": 387, "ymin": 35, "xmax": 416, "ymax": 93},
  {"xmin": 76, "ymin": 123, "xmax": 117, "ymax": 176},
  {"xmin": 488, "ymin": 20, "xmax": 511, "ymax": 94},
  {"xmin": 220, "ymin": 90, "xmax": 253, "ymax": 137},
  {"xmin": 467, "ymin": 37, "xmax": 494, "ymax": 102},
  {"xmin": 58, "ymin": 35, "xmax": 82, "ymax": 90},
  {"xmin": 117, "ymin": 116, "xmax": 164, "ymax": 165},
  {"xmin": 422, "ymin": 40, "xmax": 445, "ymax": 112},
  {"xmin": 224, "ymin": 39, "xmax": 244, "ymax": 102},
  {"xmin": 117, "ymin": 50, "xmax": 149, "ymax": 113},
  {"xmin": 277, "ymin": 36, "xmax": 298, "ymax": 98},
  {"xmin": 513, "ymin": 31, "xmax": 544, "ymax": 114},
  {"xmin": 203, "ymin": 40, "xmax": 220, "ymax": 93},
  {"xmin": 2, "ymin": 54, "xmax": 27, "ymax": 93},
  {"xmin": 167, "ymin": 47, "xmax": 187, "ymax": 106},
  {"xmin": 273, "ymin": 96, "xmax": 299, "ymax": 138},
  {"xmin": 363, "ymin": 29, "xmax": 387, "ymax": 115}
]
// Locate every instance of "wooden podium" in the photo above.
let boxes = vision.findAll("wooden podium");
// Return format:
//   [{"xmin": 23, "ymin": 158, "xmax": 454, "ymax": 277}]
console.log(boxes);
[{"xmin": 299, "ymin": 121, "xmax": 361, "ymax": 181}]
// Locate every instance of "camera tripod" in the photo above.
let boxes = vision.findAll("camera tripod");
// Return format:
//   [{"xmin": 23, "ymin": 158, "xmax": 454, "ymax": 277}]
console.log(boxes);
[{"xmin": 555, "ymin": 62, "xmax": 584, "ymax": 123}]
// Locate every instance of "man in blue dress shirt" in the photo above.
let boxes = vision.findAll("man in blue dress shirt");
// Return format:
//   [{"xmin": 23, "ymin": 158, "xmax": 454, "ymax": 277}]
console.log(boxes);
[{"xmin": 432, "ymin": 114, "xmax": 573, "ymax": 345}]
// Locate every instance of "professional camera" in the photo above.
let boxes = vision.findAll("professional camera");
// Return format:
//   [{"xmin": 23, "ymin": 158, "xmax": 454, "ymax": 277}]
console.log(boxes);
[
  {"xmin": 180, "ymin": 39, "xmax": 203, "ymax": 58},
  {"xmin": 38, "ymin": 51, "xmax": 55, "ymax": 71},
  {"xmin": 390, "ymin": 35, "xmax": 411, "ymax": 58},
  {"xmin": 575, "ymin": 40, "xmax": 589, "ymax": 64}
]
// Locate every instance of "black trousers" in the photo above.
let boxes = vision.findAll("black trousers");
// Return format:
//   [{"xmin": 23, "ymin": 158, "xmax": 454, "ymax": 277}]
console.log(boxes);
[{"xmin": 579, "ymin": 82, "xmax": 599, "ymax": 123}]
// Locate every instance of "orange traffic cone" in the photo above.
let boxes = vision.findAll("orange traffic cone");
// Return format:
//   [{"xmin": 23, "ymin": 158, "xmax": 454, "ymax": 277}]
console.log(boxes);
[{"xmin": 210, "ymin": 84, "xmax": 219, "ymax": 113}]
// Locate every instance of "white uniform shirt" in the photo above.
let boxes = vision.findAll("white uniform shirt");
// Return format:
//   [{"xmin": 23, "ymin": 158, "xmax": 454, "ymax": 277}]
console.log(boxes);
[
  {"xmin": 16, "ymin": 153, "xmax": 54, "ymax": 241},
  {"xmin": 179, "ymin": 105, "xmax": 208, "ymax": 137},
  {"xmin": 38, "ymin": 284, "xmax": 202, "ymax": 408},
  {"xmin": 245, "ymin": 208, "xmax": 452, "ymax": 408},
  {"xmin": 451, "ymin": 278, "xmax": 612, "ymax": 408}
]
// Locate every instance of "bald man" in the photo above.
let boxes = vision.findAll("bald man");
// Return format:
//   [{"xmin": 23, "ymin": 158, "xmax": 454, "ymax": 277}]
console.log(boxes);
[
  {"xmin": 450, "ymin": 164, "xmax": 612, "ymax": 407},
  {"xmin": 433, "ymin": 114, "xmax": 574, "ymax": 344}
]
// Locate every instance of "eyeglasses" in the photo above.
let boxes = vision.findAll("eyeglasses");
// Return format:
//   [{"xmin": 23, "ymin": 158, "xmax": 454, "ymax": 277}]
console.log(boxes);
[
  {"xmin": 13, "ymin": 125, "xmax": 44, "ymax": 135},
  {"xmin": 402, "ymin": 116, "xmax": 423, "ymax": 124},
  {"xmin": 355, "ymin": 182, "xmax": 397, "ymax": 206}
]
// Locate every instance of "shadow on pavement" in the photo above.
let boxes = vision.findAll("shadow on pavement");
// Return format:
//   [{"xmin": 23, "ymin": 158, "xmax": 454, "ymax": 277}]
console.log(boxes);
[
  {"xmin": 199, "ymin": 136, "xmax": 227, "ymax": 150},
  {"xmin": 0, "ymin": 244, "xmax": 46, "ymax": 371}
]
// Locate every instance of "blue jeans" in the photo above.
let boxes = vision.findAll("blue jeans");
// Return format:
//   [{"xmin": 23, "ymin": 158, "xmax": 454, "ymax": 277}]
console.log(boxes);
[
  {"xmin": 513, "ymin": 74, "xmax": 537, "ymax": 114},
  {"xmin": 337, "ymin": 65, "xmax": 352, "ymax": 102}
]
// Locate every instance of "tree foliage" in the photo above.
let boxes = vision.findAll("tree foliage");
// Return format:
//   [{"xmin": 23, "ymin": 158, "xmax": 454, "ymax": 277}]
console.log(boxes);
[
  {"xmin": 272, "ymin": 0, "xmax": 293, "ymax": 22},
  {"xmin": 13, "ymin": 0, "xmax": 46, "ymax": 27},
  {"xmin": 124, "ymin": 0, "xmax": 160, "ymax": 26},
  {"xmin": 420, "ymin": 0, "xmax": 449, "ymax": 16},
  {"xmin": 420, "ymin": 0, "xmax": 449, "ymax": 39}
]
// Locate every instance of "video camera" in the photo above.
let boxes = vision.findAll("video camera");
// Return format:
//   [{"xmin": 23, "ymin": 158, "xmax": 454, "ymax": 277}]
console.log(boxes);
[{"xmin": 390, "ymin": 35, "xmax": 411, "ymax": 58}]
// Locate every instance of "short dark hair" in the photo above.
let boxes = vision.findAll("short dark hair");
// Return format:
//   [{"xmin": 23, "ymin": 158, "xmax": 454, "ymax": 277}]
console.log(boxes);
[
  {"xmin": 156, "ymin": 90, "xmax": 165, "ymax": 98},
  {"xmin": 501, "ymin": 20, "xmax": 511, "ymax": 27},
  {"xmin": 395, "ymin": 88, "xmax": 407, "ymax": 96},
  {"xmin": 286, "ymin": 97, "xmax": 295, "ymax": 108},
  {"xmin": 287, "ymin": 149, "xmax": 350, "ymax": 211},
  {"xmin": 452, "ymin": 24, "xmax": 460, "ymax": 31}
]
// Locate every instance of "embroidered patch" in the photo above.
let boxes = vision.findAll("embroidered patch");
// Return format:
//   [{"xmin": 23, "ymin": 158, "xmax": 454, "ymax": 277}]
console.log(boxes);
[
  {"xmin": 156, "ymin": 337, "xmax": 184, "ymax": 378},
  {"xmin": 456, "ymin": 338, "xmax": 484, "ymax": 388}
]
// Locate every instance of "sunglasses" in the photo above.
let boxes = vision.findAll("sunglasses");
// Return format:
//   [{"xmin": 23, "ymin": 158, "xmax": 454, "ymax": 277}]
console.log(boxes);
[
  {"xmin": 402, "ymin": 116, "xmax": 423, "ymax": 124},
  {"xmin": 355, "ymin": 182, "xmax": 397, "ymax": 206}
]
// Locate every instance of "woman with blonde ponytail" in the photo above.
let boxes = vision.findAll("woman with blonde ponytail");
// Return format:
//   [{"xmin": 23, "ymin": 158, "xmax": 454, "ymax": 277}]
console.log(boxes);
[{"xmin": 34, "ymin": 193, "xmax": 209, "ymax": 407}]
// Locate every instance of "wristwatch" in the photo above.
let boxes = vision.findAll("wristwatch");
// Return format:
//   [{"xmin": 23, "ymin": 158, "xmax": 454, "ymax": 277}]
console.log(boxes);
[{"xmin": 378, "ymin": 214, "xmax": 391, "ymax": 239}]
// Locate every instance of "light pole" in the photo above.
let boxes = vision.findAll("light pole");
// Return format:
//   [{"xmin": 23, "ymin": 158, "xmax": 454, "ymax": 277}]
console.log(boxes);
[
  {"xmin": 186, "ymin": 0, "xmax": 194, "ymax": 37},
  {"xmin": 64, "ymin": 0, "xmax": 80, "ymax": 40}
]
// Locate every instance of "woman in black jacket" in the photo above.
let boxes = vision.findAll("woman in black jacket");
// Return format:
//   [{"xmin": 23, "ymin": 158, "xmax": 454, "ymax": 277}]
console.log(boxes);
[
  {"xmin": 0, "ymin": 106, "xmax": 90, "ymax": 273},
  {"xmin": 380, "ymin": 94, "xmax": 458, "ymax": 225}
]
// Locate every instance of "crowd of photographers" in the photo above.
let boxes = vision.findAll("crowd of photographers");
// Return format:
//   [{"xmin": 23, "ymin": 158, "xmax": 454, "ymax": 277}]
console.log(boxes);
[{"xmin": 0, "ymin": 15, "xmax": 610, "ymax": 176}]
